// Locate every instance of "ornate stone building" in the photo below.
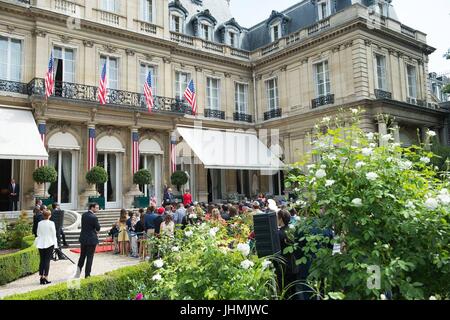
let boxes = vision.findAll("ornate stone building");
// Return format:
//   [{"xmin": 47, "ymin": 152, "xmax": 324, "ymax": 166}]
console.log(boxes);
[{"xmin": 0, "ymin": 0, "xmax": 448, "ymax": 211}]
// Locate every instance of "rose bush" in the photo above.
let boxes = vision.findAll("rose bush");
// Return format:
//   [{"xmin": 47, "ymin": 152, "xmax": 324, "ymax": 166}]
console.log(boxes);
[{"xmin": 285, "ymin": 109, "xmax": 450, "ymax": 300}]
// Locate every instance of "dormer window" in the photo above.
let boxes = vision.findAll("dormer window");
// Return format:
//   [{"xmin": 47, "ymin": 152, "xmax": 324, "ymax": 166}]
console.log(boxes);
[
  {"xmin": 219, "ymin": 18, "xmax": 242, "ymax": 48},
  {"xmin": 201, "ymin": 22, "xmax": 213, "ymax": 41},
  {"xmin": 171, "ymin": 13, "xmax": 184, "ymax": 33},
  {"xmin": 266, "ymin": 11, "xmax": 290, "ymax": 43},
  {"xmin": 192, "ymin": 9, "xmax": 217, "ymax": 40},
  {"xmin": 229, "ymin": 31, "xmax": 238, "ymax": 47},
  {"xmin": 169, "ymin": 0, "xmax": 188, "ymax": 33},
  {"xmin": 271, "ymin": 22, "xmax": 282, "ymax": 42},
  {"xmin": 317, "ymin": 0, "xmax": 331, "ymax": 20}
]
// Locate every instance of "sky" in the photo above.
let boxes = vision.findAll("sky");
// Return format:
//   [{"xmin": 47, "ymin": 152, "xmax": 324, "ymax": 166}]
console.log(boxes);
[{"xmin": 230, "ymin": 0, "xmax": 450, "ymax": 74}]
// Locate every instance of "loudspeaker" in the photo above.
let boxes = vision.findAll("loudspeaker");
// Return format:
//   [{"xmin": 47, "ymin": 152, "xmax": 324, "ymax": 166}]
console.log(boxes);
[{"xmin": 253, "ymin": 212, "xmax": 281, "ymax": 258}]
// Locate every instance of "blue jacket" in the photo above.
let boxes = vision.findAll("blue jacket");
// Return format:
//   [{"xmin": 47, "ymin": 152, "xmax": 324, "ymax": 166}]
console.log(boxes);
[{"xmin": 144, "ymin": 212, "xmax": 158, "ymax": 231}]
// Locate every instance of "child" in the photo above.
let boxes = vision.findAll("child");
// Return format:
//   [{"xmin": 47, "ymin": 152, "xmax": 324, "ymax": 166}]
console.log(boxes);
[{"xmin": 108, "ymin": 222, "xmax": 120, "ymax": 254}]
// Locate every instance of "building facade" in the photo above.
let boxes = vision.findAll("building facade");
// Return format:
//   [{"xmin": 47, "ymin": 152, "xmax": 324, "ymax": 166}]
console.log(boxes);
[{"xmin": 0, "ymin": 0, "xmax": 448, "ymax": 211}]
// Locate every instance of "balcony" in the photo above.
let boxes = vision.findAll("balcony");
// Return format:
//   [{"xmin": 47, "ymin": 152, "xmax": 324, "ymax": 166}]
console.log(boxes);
[
  {"xmin": 375, "ymin": 89, "xmax": 392, "ymax": 99},
  {"xmin": 233, "ymin": 112, "xmax": 252, "ymax": 123},
  {"xmin": 0, "ymin": 78, "xmax": 192, "ymax": 115},
  {"xmin": 230, "ymin": 48, "xmax": 250, "ymax": 60},
  {"xmin": 264, "ymin": 108, "xmax": 282, "ymax": 121},
  {"xmin": 312, "ymin": 94, "xmax": 335, "ymax": 109},
  {"xmin": 202, "ymin": 40, "xmax": 224, "ymax": 54},
  {"xmin": 204, "ymin": 109, "xmax": 225, "ymax": 120},
  {"xmin": 54, "ymin": 0, "xmax": 79, "ymax": 15},
  {"xmin": 170, "ymin": 32, "xmax": 194, "ymax": 47},
  {"xmin": 401, "ymin": 25, "xmax": 416, "ymax": 39},
  {"xmin": 138, "ymin": 21, "xmax": 157, "ymax": 35},
  {"xmin": 94, "ymin": 9, "xmax": 123, "ymax": 27},
  {"xmin": 308, "ymin": 17, "xmax": 331, "ymax": 35}
]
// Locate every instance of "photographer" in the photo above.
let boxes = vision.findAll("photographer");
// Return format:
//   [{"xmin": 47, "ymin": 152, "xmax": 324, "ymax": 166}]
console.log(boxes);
[{"xmin": 50, "ymin": 203, "xmax": 67, "ymax": 259}]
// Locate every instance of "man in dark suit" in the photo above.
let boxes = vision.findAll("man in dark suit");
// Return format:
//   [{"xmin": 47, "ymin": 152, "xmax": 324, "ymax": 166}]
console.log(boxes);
[
  {"xmin": 76, "ymin": 203, "xmax": 100, "ymax": 278},
  {"xmin": 32, "ymin": 205, "xmax": 45, "ymax": 237},
  {"xmin": 50, "ymin": 203, "xmax": 66, "ymax": 259},
  {"xmin": 8, "ymin": 179, "xmax": 20, "ymax": 211}
]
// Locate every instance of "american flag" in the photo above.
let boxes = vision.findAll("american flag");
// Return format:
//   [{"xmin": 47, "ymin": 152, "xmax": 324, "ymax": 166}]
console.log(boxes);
[
  {"xmin": 132, "ymin": 131, "xmax": 140, "ymax": 174},
  {"xmin": 97, "ymin": 62, "xmax": 107, "ymax": 105},
  {"xmin": 183, "ymin": 79, "xmax": 198, "ymax": 115},
  {"xmin": 143, "ymin": 71, "xmax": 154, "ymax": 112},
  {"xmin": 88, "ymin": 127, "xmax": 96, "ymax": 170},
  {"xmin": 45, "ymin": 52, "xmax": 54, "ymax": 99},
  {"xmin": 170, "ymin": 140, "xmax": 176, "ymax": 173},
  {"xmin": 37, "ymin": 123, "xmax": 46, "ymax": 168}
]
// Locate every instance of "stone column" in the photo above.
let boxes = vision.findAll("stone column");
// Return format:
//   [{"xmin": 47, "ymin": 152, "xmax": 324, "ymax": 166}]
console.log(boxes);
[
  {"xmin": 377, "ymin": 118, "xmax": 388, "ymax": 146},
  {"xmin": 34, "ymin": 120, "xmax": 47, "ymax": 198},
  {"xmin": 392, "ymin": 122, "xmax": 400, "ymax": 144},
  {"xmin": 124, "ymin": 128, "xmax": 143, "ymax": 209},
  {"xmin": 79, "ymin": 123, "xmax": 98, "ymax": 209}
]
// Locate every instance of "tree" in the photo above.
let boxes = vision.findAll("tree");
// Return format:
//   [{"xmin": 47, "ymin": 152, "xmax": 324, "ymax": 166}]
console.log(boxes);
[
  {"xmin": 32, "ymin": 166, "xmax": 57, "ymax": 197},
  {"xmin": 85, "ymin": 166, "xmax": 108, "ymax": 194},
  {"xmin": 170, "ymin": 171, "xmax": 189, "ymax": 191}
]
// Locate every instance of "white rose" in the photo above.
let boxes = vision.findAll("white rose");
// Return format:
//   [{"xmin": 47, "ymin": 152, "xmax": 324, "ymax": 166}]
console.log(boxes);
[
  {"xmin": 420, "ymin": 157, "xmax": 431, "ymax": 164},
  {"xmin": 209, "ymin": 227, "xmax": 220, "ymax": 237},
  {"xmin": 327, "ymin": 154, "xmax": 337, "ymax": 160},
  {"xmin": 320, "ymin": 165, "xmax": 327, "ymax": 169},
  {"xmin": 362, "ymin": 148, "xmax": 374, "ymax": 157},
  {"xmin": 355, "ymin": 161, "xmax": 365, "ymax": 169},
  {"xmin": 366, "ymin": 132, "xmax": 375, "ymax": 141},
  {"xmin": 322, "ymin": 116, "xmax": 331, "ymax": 123},
  {"xmin": 307, "ymin": 164, "xmax": 316, "ymax": 170},
  {"xmin": 237, "ymin": 243, "xmax": 251, "ymax": 257},
  {"xmin": 381, "ymin": 134, "xmax": 393, "ymax": 142},
  {"xmin": 185, "ymin": 230, "xmax": 193, "ymax": 237},
  {"xmin": 426, "ymin": 130, "xmax": 436, "ymax": 137},
  {"xmin": 369, "ymin": 143, "xmax": 377, "ymax": 148},
  {"xmin": 352, "ymin": 198, "xmax": 363, "ymax": 207},
  {"xmin": 153, "ymin": 259, "xmax": 164, "ymax": 268},
  {"xmin": 171, "ymin": 246, "xmax": 180, "ymax": 252},
  {"xmin": 405, "ymin": 201, "xmax": 416, "ymax": 209},
  {"xmin": 438, "ymin": 194, "xmax": 450, "ymax": 205},
  {"xmin": 315, "ymin": 169, "xmax": 327, "ymax": 179},
  {"xmin": 240, "ymin": 259, "xmax": 255, "ymax": 270},
  {"xmin": 366, "ymin": 172, "xmax": 379, "ymax": 181},
  {"xmin": 152, "ymin": 274, "xmax": 162, "ymax": 281},
  {"xmin": 325, "ymin": 180, "xmax": 335, "ymax": 187},
  {"xmin": 398, "ymin": 160, "xmax": 413, "ymax": 170},
  {"xmin": 351, "ymin": 108, "xmax": 359, "ymax": 114},
  {"xmin": 425, "ymin": 198, "xmax": 439, "ymax": 210},
  {"xmin": 440, "ymin": 188, "xmax": 449, "ymax": 195},
  {"xmin": 380, "ymin": 294, "xmax": 387, "ymax": 300},
  {"xmin": 262, "ymin": 260, "xmax": 272, "ymax": 270}
]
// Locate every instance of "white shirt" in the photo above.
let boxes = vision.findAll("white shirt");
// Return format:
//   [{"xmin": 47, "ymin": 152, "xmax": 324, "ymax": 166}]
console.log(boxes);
[{"xmin": 35, "ymin": 220, "xmax": 58, "ymax": 249}]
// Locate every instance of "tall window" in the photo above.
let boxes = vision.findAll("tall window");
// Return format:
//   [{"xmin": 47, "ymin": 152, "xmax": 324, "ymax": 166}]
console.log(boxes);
[
  {"xmin": 202, "ymin": 23, "xmax": 213, "ymax": 41},
  {"xmin": 229, "ymin": 32, "xmax": 238, "ymax": 47},
  {"xmin": 140, "ymin": 63, "xmax": 157, "ymax": 95},
  {"xmin": 318, "ymin": 0, "xmax": 331, "ymax": 20},
  {"xmin": 375, "ymin": 54, "xmax": 387, "ymax": 91},
  {"xmin": 206, "ymin": 77, "xmax": 220, "ymax": 110},
  {"xmin": 175, "ymin": 71, "xmax": 190, "ymax": 99},
  {"xmin": 235, "ymin": 83, "xmax": 248, "ymax": 113},
  {"xmin": 54, "ymin": 46, "xmax": 75, "ymax": 83},
  {"xmin": 0, "ymin": 36, "xmax": 22, "ymax": 81},
  {"xmin": 266, "ymin": 78, "xmax": 279, "ymax": 111},
  {"xmin": 270, "ymin": 23, "xmax": 281, "ymax": 42},
  {"xmin": 100, "ymin": 55, "xmax": 118, "ymax": 89},
  {"xmin": 171, "ymin": 14, "xmax": 183, "ymax": 33},
  {"xmin": 314, "ymin": 61, "xmax": 331, "ymax": 97},
  {"xmin": 101, "ymin": 0, "xmax": 118, "ymax": 12},
  {"xmin": 141, "ymin": 0, "xmax": 153, "ymax": 22},
  {"xmin": 407, "ymin": 65, "xmax": 417, "ymax": 98}
]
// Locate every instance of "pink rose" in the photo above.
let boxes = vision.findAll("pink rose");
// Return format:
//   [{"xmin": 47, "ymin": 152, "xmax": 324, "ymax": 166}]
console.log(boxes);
[{"xmin": 135, "ymin": 293, "xmax": 143, "ymax": 300}]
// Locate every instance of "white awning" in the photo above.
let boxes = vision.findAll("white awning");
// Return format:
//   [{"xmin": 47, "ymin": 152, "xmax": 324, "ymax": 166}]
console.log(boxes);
[
  {"xmin": 0, "ymin": 107, "xmax": 48, "ymax": 160},
  {"xmin": 176, "ymin": 127, "xmax": 285, "ymax": 172}
]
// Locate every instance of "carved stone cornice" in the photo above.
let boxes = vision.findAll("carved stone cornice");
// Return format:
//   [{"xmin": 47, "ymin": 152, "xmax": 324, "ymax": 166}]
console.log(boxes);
[
  {"xmin": 97, "ymin": 125, "xmax": 121, "ymax": 136},
  {"xmin": 331, "ymin": 45, "xmax": 340, "ymax": 53},
  {"xmin": 301, "ymin": 58, "xmax": 309, "ymax": 65},
  {"xmin": 103, "ymin": 44, "xmax": 118, "ymax": 53},
  {"xmin": 364, "ymin": 39, "xmax": 372, "ymax": 47},
  {"xmin": 224, "ymin": 72, "xmax": 231, "ymax": 78},
  {"xmin": 255, "ymin": 74, "xmax": 262, "ymax": 80},
  {"xmin": 343, "ymin": 40, "xmax": 353, "ymax": 48},
  {"xmin": 6, "ymin": 25, "xmax": 15, "ymax": 33},
  {"xmin": 33, "ymin": 29, "xmax": 47, "ymax": 38},
  {"xmin": 144, "ymin": 54, "xmax": 154, "ymax": 61},
  {"xmin": 133, "ymin": 112, "xmax": 141, "ymax": 126},
  {"xmin": 388, "ymin": 49, "xmax": 397, "ymax": 57},
  {"xmin": 139, "ymin": 128, "xmax": 157, "ymax": 138},
  {"xmin": 59, "ymin": 35, "xmax": 72, "ymax": 43},
  {"xmin": 83, "ymin": 40, "xmax": 94, "ymax": 47},
  {"xmin": 49, "ymin": 121, "xmax": 71, "ymax": 133},
  {"xmin": 280, "ymin": 65, "xmax": 287, "ymax": 72},
  {"xmin": 125, "ymin": 49, "xmax": 136, "ymax": 56},
  {"xmin": 195, "ymin": 66, "xmax": 203, "ymax": 72},
  {"xmin": 90, "ymin": 108, "xmax": 98, "ymax": 123},
  {"xmin": 31, "ymin": 100, "xmax": 48, "ymax": 119}
]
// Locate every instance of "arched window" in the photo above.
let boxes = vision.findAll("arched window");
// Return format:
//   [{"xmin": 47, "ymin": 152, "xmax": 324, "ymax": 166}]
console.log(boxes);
[
  {"xmin": 266, "ymin": 11, "xmax": 290, "ymax": 42},
  {"xmin": 169, "ymin": 0, "xmax": 188, "ymax": 33},
  {"xmin": 219, "ymin": 18, "xmax": 242, "ymax": 47},
  {"xmin": 191, "ymin": 9, "xmax": 217, "ymax": 41}
]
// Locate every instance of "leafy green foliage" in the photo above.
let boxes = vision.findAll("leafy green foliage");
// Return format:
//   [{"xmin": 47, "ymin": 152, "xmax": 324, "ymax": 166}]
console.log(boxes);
[
  {"xmin": 443, "ymin": 84, "xmax": 450, "ymax": 94},
  {"xmin": 7, "ymin": 212, "xmax": 32, "ymax": 249},
  {"xmin": 85, "ymin": 166, "xmax": 108, "ymax": 185},
  {"xmin": 32, "ymin": 166, "xmax": 57, "ymax": 184},
  {"xmin": 133, "ymin": 169, "xmax": 152, "ymax": 185},
  {"xmin": 170, "ymin": 170, "xmax": 189, "ymax": 190},
  {"xmin": 285, "ymin": 109, "xmax": 450, "ymax": 300}
]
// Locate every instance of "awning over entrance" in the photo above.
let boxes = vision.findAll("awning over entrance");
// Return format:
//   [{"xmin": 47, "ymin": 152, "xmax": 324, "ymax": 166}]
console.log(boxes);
[
  {"xmin": 176, "ymin": 127, "xmax": 285, "ymax": 172},
  {"xmin": 0, "ymin": 106, "xmax": 48, "ymax": 160}
]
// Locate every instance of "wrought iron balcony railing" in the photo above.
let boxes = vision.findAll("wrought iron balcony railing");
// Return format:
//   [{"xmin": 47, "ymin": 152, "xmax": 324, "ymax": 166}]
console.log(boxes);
[
  {"xmin": 204, "ymin": 109, "xmax": 225, "ymax": 120},
  {"xmin": 0, "ymin": 78, "xmax": 192, "ymax": 115},
  {"xmin": 312, "ymin": 94, "xmax": 335, "ymax": 109},
  {"xmin": 375, "ymin": 89, "xmax": 392, "ymax": 99},
  {"xmin": 233, "ymin": 112, "xmax": 253, "ymax": 123},
  {"xmin": 264, "ymin": 108, "xmax": 282, "ymax": 121}
]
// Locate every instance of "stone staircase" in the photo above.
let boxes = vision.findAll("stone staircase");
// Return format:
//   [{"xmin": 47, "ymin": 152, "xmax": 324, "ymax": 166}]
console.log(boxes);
[{"xmin": 64, "ymin": 209, "xmax": 134, "ymax": 248}]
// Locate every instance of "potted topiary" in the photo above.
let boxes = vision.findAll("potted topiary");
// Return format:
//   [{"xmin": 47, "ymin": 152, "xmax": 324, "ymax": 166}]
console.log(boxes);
[
  {"xmin": 86, "ymin": 166, "xmax": 108, "ymax": 210},
  {"xmin": 133, "ymin": 169, "xmax": 152, "ymax": 208},
  {"xmin": 170, "ymin": 170, "xmax": 189, "ymax": 192},
  {"xmin": 32, "ymin": 166, "xmax": 57, "ymax": 203}
]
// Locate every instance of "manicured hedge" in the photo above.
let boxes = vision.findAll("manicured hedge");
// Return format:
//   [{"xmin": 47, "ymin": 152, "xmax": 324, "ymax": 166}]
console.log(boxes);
[
  {"xmin": 4, "ymin": 262, "xmax": 152, "ymax": 300},
  {"xmin": 0, "ymin": 235, "xmax": 39, "ymax": 285}
]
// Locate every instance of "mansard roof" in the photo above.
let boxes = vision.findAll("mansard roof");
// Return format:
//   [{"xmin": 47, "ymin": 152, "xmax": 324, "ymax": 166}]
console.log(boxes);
[
  {"xmin": 169, "ymin": 0, "xmax": 189, "ymax": 17},
  {"xmin": 218, "ymin": 18, "xmax": 243, "ymax": 32},
  {"xmin": 191, "ymin": 9, "xmax": 218, "ymax": 25}
]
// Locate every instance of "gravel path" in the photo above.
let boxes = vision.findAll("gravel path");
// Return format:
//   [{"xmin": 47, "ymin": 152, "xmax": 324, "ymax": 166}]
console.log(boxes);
[{"xmin": 0, "ymin": 249, "xmax": 141, "ymax": 299}]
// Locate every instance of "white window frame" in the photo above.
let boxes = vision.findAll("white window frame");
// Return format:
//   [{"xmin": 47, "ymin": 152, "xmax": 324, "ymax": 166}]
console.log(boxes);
[
  {"xmin": 141, "ymin": 0, "xmax": 155, "ymax": 23},
  {"xmin": 206, "ymin": 76, "xmax": 221, "ymax": 110},
  {"xmin": 406, "ymin": 64, "xmax": 418, "ymax": 99},
  {"xmin": 53, "ymin": 45, "xmax": 76, "ymax": 83},
  {"xmin": 228, "ymin": 30, "xmax": 239, "ymax": 47},
  {"xmin": 317, "ymin": 0, "xmax": 331, "ymax": 20},
  {"xmin": 235, "ymin": 82, "xmax": 248, "ymax": 114},
  {"xmin": 0, "ymin": 35, "xmax": 23, "ymax": 82},
  {"xmin": 374, "ymin": 53, "xmax": 388, "ymax": 91},
  {"xmin": 100, "ymin": 55, "xmax": 119, "ymax": 90},
  {"xmin": 201, "ymin": 21, "xmax": 213, "ymax": 41},
  {"xmin": 175, "ymin": 70, "xmax": 191, "ymax": 100},
  {"xmin": 139, "ymin": 62, "xmax": 157, "ymax": 96},
  {"xmin": 170, "ymin": 12, "xmax": 184, "ymax": 33},
  {"xmin": 270, "ymin": 21, "xmax": 282, "ymax": 42},
  {"xmin": 265, "ymin": 77, "xmax": 279, "ymax": 111},
  {"xmin": 100, "ymin": 0, "xmax": 118, "ymax": 13},
  {"xmin": 314, "ymin": 60, "xmax": 331, "ymax": 97}
]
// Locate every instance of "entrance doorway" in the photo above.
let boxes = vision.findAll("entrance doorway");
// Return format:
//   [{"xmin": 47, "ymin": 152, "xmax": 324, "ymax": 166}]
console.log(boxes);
[
  {"xmin": 97, "ymin": 153, "xmax": 122, "ymax": 209},
  {"xmin": 0, "ymin": 160, "xmax": 12, "ymax": 212},
  {"xmin": 207, "ymin": 169, "xmax": 225, "ymax": 202}
]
